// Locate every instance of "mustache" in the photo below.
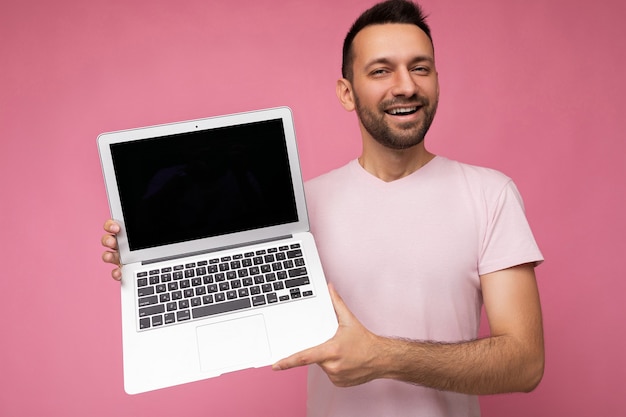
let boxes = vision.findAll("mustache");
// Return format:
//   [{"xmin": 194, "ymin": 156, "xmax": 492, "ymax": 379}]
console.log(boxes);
[{"xmin": 379, "ymin": 96, "xmax": 429, "ymax": 110}]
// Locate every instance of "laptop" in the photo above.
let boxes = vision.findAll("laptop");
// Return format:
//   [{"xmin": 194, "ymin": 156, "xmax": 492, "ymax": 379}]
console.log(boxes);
[{"xmin": 98, "ymin": 107, "xmax": 338, "ymax": 394}]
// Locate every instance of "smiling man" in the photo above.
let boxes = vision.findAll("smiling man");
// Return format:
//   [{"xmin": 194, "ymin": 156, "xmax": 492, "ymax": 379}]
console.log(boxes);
[
  {"xmin": 101, "ymin": 1, "xmax": 544, "ymax": 416},
  {"xmin": 270, "ymin": 1, "xmax": 545, "ymax": 416}
]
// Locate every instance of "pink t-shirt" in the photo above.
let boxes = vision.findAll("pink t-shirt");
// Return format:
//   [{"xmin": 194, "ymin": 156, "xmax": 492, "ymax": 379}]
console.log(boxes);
[{"xmin": 304, "ymin": 157, "xmax": 543, "ymax": 417}]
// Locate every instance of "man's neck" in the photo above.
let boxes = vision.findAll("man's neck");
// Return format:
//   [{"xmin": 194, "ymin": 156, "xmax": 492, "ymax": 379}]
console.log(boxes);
[{"xmin": 359, "ymin": 140, "xmax": 435, "ymax": 182}]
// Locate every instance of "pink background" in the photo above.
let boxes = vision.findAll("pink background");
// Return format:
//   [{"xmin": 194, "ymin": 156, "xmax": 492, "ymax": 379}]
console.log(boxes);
[{"xmin": 2, "ymin": 0, "xmax": 625, "ymax": 415}]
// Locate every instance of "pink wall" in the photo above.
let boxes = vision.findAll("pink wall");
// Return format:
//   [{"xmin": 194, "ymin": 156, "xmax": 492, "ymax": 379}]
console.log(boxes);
[{"xmin": 2, "ymin": 0, "xmax": 624, "ymax": 415}]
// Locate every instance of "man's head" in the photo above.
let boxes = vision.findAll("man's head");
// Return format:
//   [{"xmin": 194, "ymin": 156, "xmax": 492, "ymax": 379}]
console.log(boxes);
[
  {"xmin": 337, "ymin": 1, "xmax": 439, "ymax": 151},
  {"xmin": 342, "ymin": 0, "xmax": 433, "ymax": 82}
]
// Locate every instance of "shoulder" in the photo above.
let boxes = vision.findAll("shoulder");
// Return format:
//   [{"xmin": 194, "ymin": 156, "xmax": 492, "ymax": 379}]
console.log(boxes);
[
  {"xmin": 434, "ymin": 157, "xmax": 512, "ymax": 186},
  {"xmin": 305, "ymin": 160, "xmax": 356, "ymax": 193},
  {"xmin": 431, "ymin": 157, "xmax": 527, "ymax": 211}
]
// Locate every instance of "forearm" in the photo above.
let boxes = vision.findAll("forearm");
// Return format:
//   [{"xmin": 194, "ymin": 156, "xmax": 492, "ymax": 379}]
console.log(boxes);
[{"xmin": 374, "ymin": 334, "xmax": 544, "ymax": 395}]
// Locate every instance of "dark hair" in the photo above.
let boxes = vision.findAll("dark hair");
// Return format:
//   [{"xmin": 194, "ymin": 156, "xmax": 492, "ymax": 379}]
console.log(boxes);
[{"xmin": 341, "ymin": 0, "xmax": 433, "ymax": 80}]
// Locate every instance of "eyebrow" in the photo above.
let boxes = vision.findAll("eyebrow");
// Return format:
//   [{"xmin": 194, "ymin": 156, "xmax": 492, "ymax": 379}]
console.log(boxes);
[{"xmin": 364, "ymin": 55, "xmax": 435, "ymax": 70}]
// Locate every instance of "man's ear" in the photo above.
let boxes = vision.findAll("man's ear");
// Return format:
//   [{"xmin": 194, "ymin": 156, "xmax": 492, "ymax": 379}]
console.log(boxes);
[{"xmin": 336, "ymin": 78, "xmax": 355, "ymax": 112}]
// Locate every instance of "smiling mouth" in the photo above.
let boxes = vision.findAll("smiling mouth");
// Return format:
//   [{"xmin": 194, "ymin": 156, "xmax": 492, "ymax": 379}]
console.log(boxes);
[{"xmin": 385, "ymin": 106, "xmax": 420, "ymax": 116}]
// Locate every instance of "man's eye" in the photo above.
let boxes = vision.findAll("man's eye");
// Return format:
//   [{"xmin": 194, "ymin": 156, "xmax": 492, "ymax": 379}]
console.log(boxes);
[
  {"xmin": 370, "ymin": 69, "xmax": 388, "ymax": 76},
  {"xmin": 412, "ymin": 66, "xmax": 430, "ymax": 74}
]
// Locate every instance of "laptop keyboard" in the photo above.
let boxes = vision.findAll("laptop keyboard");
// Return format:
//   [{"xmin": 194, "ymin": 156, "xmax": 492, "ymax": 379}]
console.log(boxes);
[{"xmin": 135, "ymin": 243, "xmax": 315, "ymax": 331}]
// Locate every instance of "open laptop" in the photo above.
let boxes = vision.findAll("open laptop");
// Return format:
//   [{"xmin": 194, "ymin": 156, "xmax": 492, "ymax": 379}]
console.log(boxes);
[{"xmin": 98, "ymin": 107, "xmax": 338, "ymax": 394}]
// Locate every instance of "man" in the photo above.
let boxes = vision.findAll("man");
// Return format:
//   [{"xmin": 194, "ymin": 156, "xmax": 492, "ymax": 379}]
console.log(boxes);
[{"xmin": 102, "ymin": 1, "xmax": 544, "ymax": 416}]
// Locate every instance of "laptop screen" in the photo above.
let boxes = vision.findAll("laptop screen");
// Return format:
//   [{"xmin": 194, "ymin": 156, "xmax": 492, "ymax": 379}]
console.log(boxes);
[{"xmin": 110, "ymin": 118, "xmax": 298, "ymax": 251}]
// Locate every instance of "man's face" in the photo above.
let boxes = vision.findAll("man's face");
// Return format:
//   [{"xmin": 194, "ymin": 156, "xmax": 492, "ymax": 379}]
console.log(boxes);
[{"xmin": 346, "ymin": 23, "xmax": 439, "ymax": 150}]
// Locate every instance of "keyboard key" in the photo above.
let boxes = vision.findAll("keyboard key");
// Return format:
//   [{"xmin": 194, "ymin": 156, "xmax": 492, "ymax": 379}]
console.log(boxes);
[
  {"xmin": 139, "ymin": 304, "xmax": 165, "ymax": 317},
  {"xmin": 192, "ymin": 298, "xmax": 251, "ymax": 319},
  {"xmin": 177, "ymin": 310, "xmax": 191, "ymax": 321},
  {"xmin": 290, "ymin": 288, "xmax": 302, "ymax": 299},
  {"xmin": 287, "ymin": 249, "xmax": 303, "ymax": 258},
  {"xmin": 286, "ymin": 276, "xmax": 310, "ymax": 288},
  {"xmin": 138, "ymin": 295, "xmax": 158, "ymax": 307},
  {"xmin": 288, "ymin": 267, "xmax": 307, "ymax": 278},
  {"xmin": 252, "ymin": 295, "xmax": 266, "ymax": 306},
  {"xmin": 138, "ymin": 286, "xmax": 154, "ymax": 297}
]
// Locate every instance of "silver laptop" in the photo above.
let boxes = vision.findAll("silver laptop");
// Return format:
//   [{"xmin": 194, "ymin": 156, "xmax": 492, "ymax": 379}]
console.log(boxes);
[{"xmin": 98, "ymin": 107, "xmax": 337, "ymax": 394}]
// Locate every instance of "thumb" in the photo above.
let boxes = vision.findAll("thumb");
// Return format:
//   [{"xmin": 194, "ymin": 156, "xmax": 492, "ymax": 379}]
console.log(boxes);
[{"xmin": 327, "ymin": 283, "xmax": 356, "ymax": 326}]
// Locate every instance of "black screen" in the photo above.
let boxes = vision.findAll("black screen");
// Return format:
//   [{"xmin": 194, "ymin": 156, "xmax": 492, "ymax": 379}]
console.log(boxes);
[{"xmin": 110, "ymin": 118, "xmax": 298, "ymax": 251}]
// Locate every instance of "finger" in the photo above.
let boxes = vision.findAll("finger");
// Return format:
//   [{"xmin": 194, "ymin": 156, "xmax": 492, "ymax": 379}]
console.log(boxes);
[
  {"xmin": 103, "ymin": 219, "xmax": 120, "ymax": 234},
  {"xmin": 102, "ymin": 250, "xmax": 120, "ymax": 266},
  {"xmin": 111, "ymin": 267, "xmax": 122, "ymax": 281},
  {"xmin": 272, "ymin": 343, "xmax": 329, "ymax": 371},
  {"xmin": 101, "ymin": 233, "xmax": 118, "ymax": 250}
]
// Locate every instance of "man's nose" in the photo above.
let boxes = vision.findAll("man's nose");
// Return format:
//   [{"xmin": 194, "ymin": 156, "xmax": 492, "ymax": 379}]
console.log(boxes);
[{"xmin": 390, "ymin": 69, "xmax": 419, "ymax": 97}]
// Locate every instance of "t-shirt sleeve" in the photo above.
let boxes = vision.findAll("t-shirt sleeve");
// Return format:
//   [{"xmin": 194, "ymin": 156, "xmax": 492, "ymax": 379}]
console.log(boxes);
[{"xmin": 478, "ymin": 180, "xmax": 543, "ymax": 275}]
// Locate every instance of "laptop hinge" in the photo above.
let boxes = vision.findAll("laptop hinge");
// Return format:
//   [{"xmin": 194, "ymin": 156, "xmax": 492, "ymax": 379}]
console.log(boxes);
[{"xmin": 141, "ymin": 235, "xmax": 294, "ymax": 265}]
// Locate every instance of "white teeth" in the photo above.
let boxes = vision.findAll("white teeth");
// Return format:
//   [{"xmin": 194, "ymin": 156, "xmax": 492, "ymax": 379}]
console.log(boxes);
[{"xmin": 389, "ymin": 107, "xmax": 417, "ymax": 115}]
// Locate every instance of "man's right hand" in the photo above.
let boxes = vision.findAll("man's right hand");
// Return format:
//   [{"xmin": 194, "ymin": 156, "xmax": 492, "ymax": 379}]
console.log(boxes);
[{"xmin": 101, "ymin": 219, "xmax": 122, "ymax": 280}]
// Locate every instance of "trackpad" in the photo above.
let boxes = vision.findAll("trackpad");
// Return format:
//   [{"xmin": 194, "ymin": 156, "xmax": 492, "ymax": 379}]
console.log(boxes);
[{"xmin": 196, "ymin": 314, "xmax": 271, "ymax": 373}]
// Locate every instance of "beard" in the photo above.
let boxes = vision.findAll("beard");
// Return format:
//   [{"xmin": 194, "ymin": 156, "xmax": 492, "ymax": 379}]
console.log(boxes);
[{"xmin": 354, "ymin": 92, "xmax": 438, "ymax": 150}]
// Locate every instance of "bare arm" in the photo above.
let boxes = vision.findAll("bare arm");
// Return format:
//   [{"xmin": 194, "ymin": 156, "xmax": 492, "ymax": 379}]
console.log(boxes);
[{"xmin": 273, "ymin": 263, "xmax": 544, "ymax": 395}]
